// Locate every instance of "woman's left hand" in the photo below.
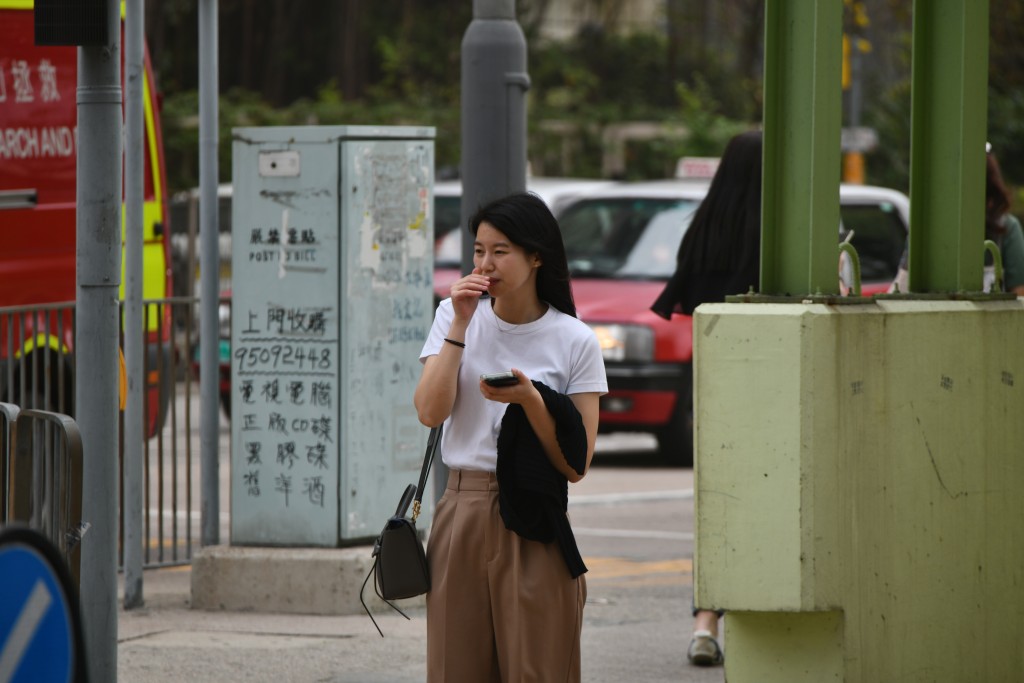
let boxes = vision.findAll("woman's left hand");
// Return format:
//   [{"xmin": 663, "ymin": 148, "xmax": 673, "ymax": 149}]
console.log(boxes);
[{"xmin": 479, "ymin": 368, "xmax": 537, "ymax": 405}]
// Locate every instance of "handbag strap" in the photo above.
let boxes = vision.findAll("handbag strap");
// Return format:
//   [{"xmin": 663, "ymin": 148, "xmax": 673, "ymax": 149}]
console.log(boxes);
[{"xmin": 411, "ymin": 424, "xmax": 441, "ymax": 522}]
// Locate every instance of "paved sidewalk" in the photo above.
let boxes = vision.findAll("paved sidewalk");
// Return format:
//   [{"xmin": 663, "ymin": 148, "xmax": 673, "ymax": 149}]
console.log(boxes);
[
  {"xmin": 118, "ymin": 449, "xmax": 725, "ymax": 682},
  {"xmin": 117, "ymin": 562, "xmax": 726, "ymax": 683}
]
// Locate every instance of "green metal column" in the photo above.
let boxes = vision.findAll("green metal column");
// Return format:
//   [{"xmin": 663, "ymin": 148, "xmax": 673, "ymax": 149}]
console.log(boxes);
[
  {"xmin": 760, "ymin": 0, "xmax": 843, "ymax": 296},
  {"xmin": 908, "ymin": 0, "xmax": 988, "ymax": 293}
]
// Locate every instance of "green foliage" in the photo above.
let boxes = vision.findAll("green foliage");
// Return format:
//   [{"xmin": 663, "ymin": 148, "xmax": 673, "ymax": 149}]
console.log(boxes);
[
  {"xmin": 160, "ymin": 90, "xmax": 201, "ymax": 194},
  {"xmin": 858, "ymin": 16, "xmax": 1024, "ymax": 199},
  {"xmin": 154, "ymin": 1, "xmax": 1024, "ymax": 203},
  {"xmin": 988, "ymin": 88, "xmax": 1024, "ymax": 189},
  {"xmin": 160, "ymin": 24, "xmax": 750, "ymax": 192},
  {"xmin": 674, "ymin": 78, "xmax": 751, "ymax": 157},
  {"xmin": 161, "ymin": 85, "xmax": 461, "ymax": 192},
  {"xmin": 611, "ymin": 80, "xmax": 751, "ymax": 181},
  {"xmin": 862, "ymin": 79, "xmax": 911, "ymax": 194},
  {"xmin": 524, "ymin": 29, "xmax": 757, "ymax": 181}
]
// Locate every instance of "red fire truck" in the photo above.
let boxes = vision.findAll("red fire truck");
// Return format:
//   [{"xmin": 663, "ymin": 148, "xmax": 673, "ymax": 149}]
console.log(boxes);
[{"xmin": 0, "ymin": 1, "xmax": 172, "ymax": 433}]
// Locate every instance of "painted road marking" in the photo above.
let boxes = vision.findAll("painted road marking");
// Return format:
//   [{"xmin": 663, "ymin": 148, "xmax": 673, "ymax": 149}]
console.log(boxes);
[
  {"xmin": 139, "ymin": 488, "xmax": 692, "ymax": 524},
  {"xmin": 0, "ymin": 579, "xmax": 53, "ymax": 683},
  {"xmin": 585, "ymin": 556, "xmax": 692, "ymax": 580},
  {"xmin": 147, "ymin": 508, "xmax": 230, "ymax": 522},
  {"xmin": 569, "ymin": 489, "xmax": 692, "ymax": 507}
]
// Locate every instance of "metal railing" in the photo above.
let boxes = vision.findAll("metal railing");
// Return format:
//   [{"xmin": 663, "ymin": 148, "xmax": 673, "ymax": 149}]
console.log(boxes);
[
  {"xmin": 0, "ymin": 302, "xmax": 75, "ymax": 416},
  {"xmin": 2, "ymin": 405, "xmax": 85, "ymax": 585},
  {"xmin": 2, "ymin": 297, "xmax": 217, "ymax": 570},
  {"xmin": 131, "ymin": 296, "xmax": 203, "ymax": 567}
]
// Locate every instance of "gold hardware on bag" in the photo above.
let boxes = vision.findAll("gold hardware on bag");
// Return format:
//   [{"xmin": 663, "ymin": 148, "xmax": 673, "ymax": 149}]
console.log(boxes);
[{"xmin": 412, "ymin": 500, "xmax": 421, "ymax": 522}]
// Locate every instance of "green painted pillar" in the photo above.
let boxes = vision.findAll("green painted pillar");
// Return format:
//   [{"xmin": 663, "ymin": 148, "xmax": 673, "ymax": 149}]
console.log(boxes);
[
  {"xmin": 760, "ymin": 0, "xmax": 843, "ymax": 296},
  {"xmin": 696, "ymin": 2, "xmax": 1017, "ymax": 682},
  {"xmin": 908, "ymin": 0, "xmax": 988, "ymax": 293}
]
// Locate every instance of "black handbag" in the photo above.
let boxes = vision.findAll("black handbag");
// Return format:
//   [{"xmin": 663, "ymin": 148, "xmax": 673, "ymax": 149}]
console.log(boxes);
[{"xmin": 360, "ymin": 424, "xmax": 441, "ymax": 636}]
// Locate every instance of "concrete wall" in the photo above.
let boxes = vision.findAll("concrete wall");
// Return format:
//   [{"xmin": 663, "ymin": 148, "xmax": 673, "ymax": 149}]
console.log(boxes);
[{"xmin": 693, "ymin": 300, "xmax": 1024, "ymax": 682}]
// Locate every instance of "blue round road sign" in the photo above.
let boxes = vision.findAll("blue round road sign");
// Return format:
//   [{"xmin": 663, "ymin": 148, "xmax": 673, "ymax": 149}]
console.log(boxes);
[{"xmin": 0, "ymin": 527, "xmax": 82, "ymax": 683}]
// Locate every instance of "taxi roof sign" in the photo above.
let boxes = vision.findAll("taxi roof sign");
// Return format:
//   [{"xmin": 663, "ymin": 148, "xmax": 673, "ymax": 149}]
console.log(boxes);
[{"xmin": 674, "ymin": 156, "xmax": 720, "ymax": 179}]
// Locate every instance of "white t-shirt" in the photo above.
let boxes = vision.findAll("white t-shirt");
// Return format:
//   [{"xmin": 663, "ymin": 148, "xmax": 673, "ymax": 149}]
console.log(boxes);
[{"xmin": 419, "ymin": 298, "xmax": 608, "ymax": 471}]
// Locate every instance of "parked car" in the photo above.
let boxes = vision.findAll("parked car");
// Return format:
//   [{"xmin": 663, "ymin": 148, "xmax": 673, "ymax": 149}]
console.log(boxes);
[{"xmin": 551, "ymin": 179, "xmax": 911, "ymax": 465}]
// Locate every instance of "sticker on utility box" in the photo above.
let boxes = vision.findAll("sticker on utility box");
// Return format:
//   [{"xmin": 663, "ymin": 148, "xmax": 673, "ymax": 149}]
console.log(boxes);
[{"xmin": 258, "ymin": 150, "xmax": 301, "ymax": 177}]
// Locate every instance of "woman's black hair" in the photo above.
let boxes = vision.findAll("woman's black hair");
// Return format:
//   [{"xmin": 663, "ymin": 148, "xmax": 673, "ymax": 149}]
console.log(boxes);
[
  {"xmin": 986, "ymin": 151, "xmax": 1012, "ymax": 238},
  {"xmin": 675, "ymin": 129, "xmax": 763, "ymax": 277},
  {"xmin": 650, "ymin": 129, "xmax": 763, "ymax": 319},
  {"xmin": 469, "ymin": 192, "xmax": 577, "ymax": 318}
]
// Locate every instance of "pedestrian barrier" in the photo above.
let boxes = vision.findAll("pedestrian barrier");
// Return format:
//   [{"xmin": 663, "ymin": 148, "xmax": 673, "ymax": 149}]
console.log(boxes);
[
  {"xmin": 2, "ymin": 296, "xmax": 212, "ymax": 574},
  {"xmin": 4, "ymin": 407, "xmax": 85, "ymax": 586},
  {"xmin": 0, "ymin": 401, "xmax": 19, "ymax": 521}
]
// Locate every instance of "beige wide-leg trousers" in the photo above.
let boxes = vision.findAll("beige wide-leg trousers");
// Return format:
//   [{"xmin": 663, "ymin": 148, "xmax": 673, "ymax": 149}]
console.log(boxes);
[{"xmin": 426, "ymin": 469, "xmax": 587, "ymax": 683}]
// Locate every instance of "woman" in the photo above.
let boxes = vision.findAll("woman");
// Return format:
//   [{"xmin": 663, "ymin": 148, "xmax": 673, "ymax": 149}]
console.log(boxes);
[
  {"xmin": 889, "ymin": 145, "xmax": 1024, "ymax": 295},
  {"xmin": 984, "ymin": 147, "xmax": 1024, "ymax": 295},
  {"xmin": 415, "ymin": 192, "xmax": 607, "ymax": 682},
  {"xmin": 651, "ymin": 129, "xmax": 764, "ymax": 667},
  {"xmin": 651, "ymin": 129, "xmax": 763, "ymax": 319}
]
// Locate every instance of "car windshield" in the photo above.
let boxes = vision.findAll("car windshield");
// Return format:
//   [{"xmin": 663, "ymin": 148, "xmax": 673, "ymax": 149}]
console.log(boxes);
[
  {"xmin": 839, "ymin": 202, "xmax": 906, "ymax": 281},
  {"xmin": 558, "ymin": 198, "xmax": 699, "ymax": 279}
]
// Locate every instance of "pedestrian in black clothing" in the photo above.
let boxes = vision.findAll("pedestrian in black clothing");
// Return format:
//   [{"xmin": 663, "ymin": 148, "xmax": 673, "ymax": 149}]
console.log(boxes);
[
  {"xmin": 651, "ymin": 129, "xmax": 764, "ymax": 666},
  {"xmin": 651, "ymin": 129, "xmax": 763, "ymax": 319}
]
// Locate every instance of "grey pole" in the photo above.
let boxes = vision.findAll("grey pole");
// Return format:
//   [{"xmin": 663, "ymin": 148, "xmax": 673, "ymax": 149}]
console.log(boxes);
[
  {"xmin": 77, "ymin": 0, "xmax": 123, "ymax": 678},
  {"xmin": 445, "ymin": 0, "xmax": 529, "ymax": 500},
  {"xmin": 460, "ymin": 0, "xmax": 530, "ymax": 266},
  {"xmin": 123, "ymin": 0, "xmax": 146, "ymax": 611},
  {"xmin": 199, "ymin": 0, "xmax": 221, "ymax": 545}
]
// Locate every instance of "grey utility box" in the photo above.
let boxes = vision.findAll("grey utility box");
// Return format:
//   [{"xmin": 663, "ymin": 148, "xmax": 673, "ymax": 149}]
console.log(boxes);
[{"xmin": 229, "ymin": 125, "xmax": 435, "ymax": 546}]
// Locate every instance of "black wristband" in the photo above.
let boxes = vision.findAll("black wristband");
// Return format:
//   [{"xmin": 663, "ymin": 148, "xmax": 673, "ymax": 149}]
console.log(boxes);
[{"xmin": 443, "ymin": 338, "xmax": 465, "ymax": 349}]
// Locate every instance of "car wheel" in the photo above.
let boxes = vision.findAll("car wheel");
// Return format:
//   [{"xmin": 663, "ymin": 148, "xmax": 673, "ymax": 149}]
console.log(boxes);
[
  {"xmin": 656, "ymin": 366, "xmax": 693, "ymax": 467},
  {"xmin": 15, "ymin": 352, "xmax": 74, "ymax": 415}
]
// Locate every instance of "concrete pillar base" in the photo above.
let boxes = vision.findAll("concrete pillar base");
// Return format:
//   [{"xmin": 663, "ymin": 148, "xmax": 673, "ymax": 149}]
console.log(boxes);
[
  {"xmin": 725, "ymin": 611, "xmax": 843, "ymax": 682},
  {"xmin": 190, "ymin": 545, "xmax": 425, "ymax": 615}
]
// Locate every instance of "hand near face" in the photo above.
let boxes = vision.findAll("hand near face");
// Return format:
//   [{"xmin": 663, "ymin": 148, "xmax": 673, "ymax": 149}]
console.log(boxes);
[{"xmin": 451, "ymin": 268, "xmax": 490, "ymax": 322}]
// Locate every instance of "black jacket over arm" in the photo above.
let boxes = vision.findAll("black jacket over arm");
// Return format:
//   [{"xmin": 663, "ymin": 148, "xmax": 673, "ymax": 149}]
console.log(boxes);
[{"xmin": 496, "ymin": 381, "xmax": 588, "ymax": 579}]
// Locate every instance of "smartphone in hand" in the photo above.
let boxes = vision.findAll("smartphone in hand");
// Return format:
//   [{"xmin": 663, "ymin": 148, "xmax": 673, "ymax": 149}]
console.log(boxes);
[{"xmin": 480, "ymin": 371, "xmax": 517, "ymax": 387}]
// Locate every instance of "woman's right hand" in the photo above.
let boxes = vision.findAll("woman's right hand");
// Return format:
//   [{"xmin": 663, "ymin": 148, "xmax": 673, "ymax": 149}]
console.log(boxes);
[{"xmin": 451, "ymin": 268, "xmax": 491, "ymax": 321}]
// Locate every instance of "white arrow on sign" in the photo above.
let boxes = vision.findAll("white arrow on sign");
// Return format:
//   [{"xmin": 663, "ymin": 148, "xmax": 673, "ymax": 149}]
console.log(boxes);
[{"xmin": 0, "ymin": 580, "xmax": 53, "ymax": 683}]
